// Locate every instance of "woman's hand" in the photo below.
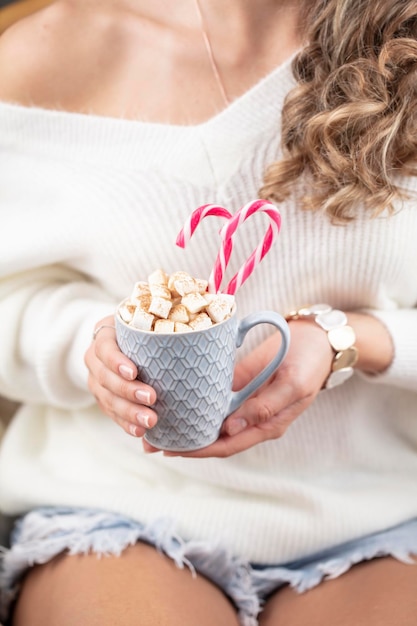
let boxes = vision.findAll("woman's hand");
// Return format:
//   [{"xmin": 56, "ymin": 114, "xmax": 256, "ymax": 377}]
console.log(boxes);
[
  {"xmin": 149, "ymin": 309, "xmax": 394, "ymax": 459},
  {"xmin": 143, "ymin": 319, "xmax": 334, "ymax": 458},
  {"xmin": 84, "ymin": 315, "xmax": 158, "ymax": 437},
  {"xmin": 87, "ymin": 311, "xmax": 393, "ymax": 456}
]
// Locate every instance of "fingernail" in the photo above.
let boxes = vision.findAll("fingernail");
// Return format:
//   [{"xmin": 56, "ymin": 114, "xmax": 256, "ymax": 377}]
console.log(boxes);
[
  {"xmin": 227, "ymin": 418, "xmax": 248, "ymax": 436},
  {"xmin": 135, "ymin": 389, "xmax": 151, "ymax": 404},
  {"xmin": 119, "ymin": 364, "xmax": 135, "ymax": 380},
  {"xmin": 129, "ymin": 424, "xmax": 140, "ymax": 437},
  {"xmin": 136, "ymin": 411, "xmax": 151, "ymax": 429}
]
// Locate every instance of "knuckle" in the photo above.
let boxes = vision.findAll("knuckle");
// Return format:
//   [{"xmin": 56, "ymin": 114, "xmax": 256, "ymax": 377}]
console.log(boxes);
[
  {"xmin": 97, "ymin": 366, "xmax": 108, "ymax": 388},
  {"xmin": 105, "ymin": 392, "xmax": 116, "ymax": 415},
  {"xmin": 93, "ymin": 339, "xmax": 108, "ymax": 364},
  {"xmin": 91, "ymin": 385, "xmax": 118, "ymax": 420},
  {"xmin": 95, "ymin": 396, "xmax": 112, "ymax": 418},
  {"xmin": 98, "ymin": 389, "xmax": 115, "ymax": 416},
  {"xmin": 118, "ymin": 379, "xmax": 132, "ymax": 399},
  {"xmin": 291, "ymin": 378, "xmax": 308, "ymax": 398},
  {"xmin": 286, "ymin": 370, "xmax": 309, "ymax": 398},
  {"xmin": 256, "ymin": 401, "xmax": 276, "ymax": 424},
  {"xmin": 282, "ymin": 364, "xmax": 316, "ymax": 400}
]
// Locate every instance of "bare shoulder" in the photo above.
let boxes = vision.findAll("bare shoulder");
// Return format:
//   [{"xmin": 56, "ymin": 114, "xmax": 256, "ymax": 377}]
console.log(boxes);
[{"xmin": 0, "ymin": 0, "xmax": 119, "ymax": 109}]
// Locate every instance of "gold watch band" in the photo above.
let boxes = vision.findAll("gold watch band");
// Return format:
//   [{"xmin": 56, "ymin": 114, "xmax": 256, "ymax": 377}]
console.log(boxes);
[{"xmin": 285, "ymin": 304, "xmax": 358, "ymax": 389}]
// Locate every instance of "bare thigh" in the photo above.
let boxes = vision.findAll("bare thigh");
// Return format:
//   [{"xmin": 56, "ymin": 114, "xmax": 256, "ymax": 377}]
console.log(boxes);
[
  {"xmin": 12, "ymin": 541, "xmax": 240, "ymax": 626},
  {"xmin": 259, "ymin": 555, "xmax": 417, "ymax": 626}
]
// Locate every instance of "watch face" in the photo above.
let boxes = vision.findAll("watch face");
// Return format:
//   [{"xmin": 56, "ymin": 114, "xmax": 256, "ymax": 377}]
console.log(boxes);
[{"xmin": 325, "ymin": 367, "xmax": 354, "ymax": 389}]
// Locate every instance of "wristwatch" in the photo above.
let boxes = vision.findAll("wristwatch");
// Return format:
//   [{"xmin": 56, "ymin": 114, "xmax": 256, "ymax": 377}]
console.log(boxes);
[{"xmin": 285, "ymin": 304, "xmax": 359, "ymax": 389}]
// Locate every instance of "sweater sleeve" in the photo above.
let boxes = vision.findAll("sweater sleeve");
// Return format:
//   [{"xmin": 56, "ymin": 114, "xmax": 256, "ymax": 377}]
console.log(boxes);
[
  {"xmin": 0, "ymin": 265, "xmax": 115, "ymax": 408},
  {"xmin": 358, "ymin": 307, "xmax": 417, "ymax": 392},
  {"xmin": 0, "ymin": 106, "xmax": 120, "ymax": 409}
]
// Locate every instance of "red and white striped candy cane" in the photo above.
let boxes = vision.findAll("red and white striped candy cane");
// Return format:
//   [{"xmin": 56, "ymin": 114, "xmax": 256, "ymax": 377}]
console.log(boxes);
[
  {"xmin": 217, "ymin": 199, "xmax": 282, "ymax": 295},
  {"xmin": 176, "ymin": 204, "xmax": 233, "ymax": 293},
  {"xmin": 176, "ymin": 204, "xmax": 232, "ymax": 248}
]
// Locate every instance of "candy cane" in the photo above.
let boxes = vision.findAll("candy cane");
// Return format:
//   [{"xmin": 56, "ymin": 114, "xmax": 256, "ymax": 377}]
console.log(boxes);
[
  {"xmin": 207, "ymin": 237, "xmax": 232, "ymax": 293},
  {"xmin": 216, "ymin": 199, "xmax": 282, "ymax": 295},
  {"xmin": 176, "ymin": 204, "xmax": 234, "ymax": 293},
  {"xmin": 176, "ymin": 204, "xmax": 233, "ymax": 248},
  {"xmin": 176, "ymin": 200, "xmax": 282, "ymax": 295}
]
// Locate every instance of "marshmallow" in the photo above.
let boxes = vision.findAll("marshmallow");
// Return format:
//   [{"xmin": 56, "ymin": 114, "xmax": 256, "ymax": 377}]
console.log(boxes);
[
  {"xmin": 131, "ymin": 308, "xmax": 154, "ymax": 331},
  {"xmin": 154, "ymin": 319, "xmax": 175, "ymax": 333},
  {"xmin": 174, "ymin": 322, "xmax": 193, "ymax": 333},
  {"xmin": 148, "ymin": 269, "xmax": 169, "ymax": 286},
  {"xmin": 189, "ymin": 313, "xmax": 213, "ymax": 331},
  {"xmin": 149, "ymin": 284, "xmax": 171, "ymax": 300},
  {"xmin": 203, "ymin": 292, "xmax": 217, "ymax": 304},
  {"xmin": 169, "ymin": 271, "xmax": 198, "ymax": 297},
  {"xmin": 168, "ymin": 304, "xmax": 190, "ymax": 323},
  {"xmin": 120, "ymin": 269, "xmax": 235, "ymax": 334},
  {"xmin": 168, "ymin": 271, "xmax": 189, "ymax": 290},
  {"xmin": 196, "ymin": 278, "xmax": 209, "ymax": 294},
  {"xmin": 118, "ymin": 301, "xmax": 136, "ymax": 323},
  {"xmin": 133, "ymin": 294, "xmax": 152, "ymax": 311},
  {"xmin": 131, "ymin": 281, "xmax": 151, "ymax": 299},
  {"xmin": 149, "ymin": 296, "xmax": 172, "ymax": 319},
  {"xmin": 206, "ymin": 294, "xmax": 235, "ymax": 323},
  {"xmin": 181, "ymin": 292, "xmax": 207, "ymax": 314}
]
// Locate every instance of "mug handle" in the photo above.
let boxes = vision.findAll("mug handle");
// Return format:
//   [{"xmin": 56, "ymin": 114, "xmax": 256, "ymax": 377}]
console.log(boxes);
[{"xmin": 226, "ymin": 311, "xmax": 290, "ymax": 416}]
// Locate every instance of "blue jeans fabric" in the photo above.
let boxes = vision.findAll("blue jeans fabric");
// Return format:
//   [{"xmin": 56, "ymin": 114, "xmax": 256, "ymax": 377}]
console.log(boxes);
[{"xmin": 1, "ymin": 507, "xmax": 416, "ymax": 626}]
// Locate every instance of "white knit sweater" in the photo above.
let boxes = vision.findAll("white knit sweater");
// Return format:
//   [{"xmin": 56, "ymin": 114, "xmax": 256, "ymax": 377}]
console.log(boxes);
[{"xmin": 1, "ymin": 58, "xmax": 417, "ymax": 565}]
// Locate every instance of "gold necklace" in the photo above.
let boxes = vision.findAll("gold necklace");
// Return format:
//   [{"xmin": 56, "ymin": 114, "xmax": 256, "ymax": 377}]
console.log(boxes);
[{"xmin": 194, "ymin": 0, "xmax": 230, "ymax": 107}]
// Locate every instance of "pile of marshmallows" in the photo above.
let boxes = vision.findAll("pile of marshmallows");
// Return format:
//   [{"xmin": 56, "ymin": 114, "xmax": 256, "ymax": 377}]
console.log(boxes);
[{"xmin": 118, "ymin": 269, "xmax": 235, "ymax": 333}]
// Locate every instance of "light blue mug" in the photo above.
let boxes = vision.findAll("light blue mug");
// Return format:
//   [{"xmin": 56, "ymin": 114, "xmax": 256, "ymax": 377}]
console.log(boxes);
[{"xmin": 116, "ymin": 307, "xmax": 290, "ymax": 451}]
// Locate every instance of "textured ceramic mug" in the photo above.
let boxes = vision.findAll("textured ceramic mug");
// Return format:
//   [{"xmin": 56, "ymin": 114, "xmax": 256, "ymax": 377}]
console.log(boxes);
[{"xmin": 115, "ymin": 307, "xmax": 290, "ymax": 451}]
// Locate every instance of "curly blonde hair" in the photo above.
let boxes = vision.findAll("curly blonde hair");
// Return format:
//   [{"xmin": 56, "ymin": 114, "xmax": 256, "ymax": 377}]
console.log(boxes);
[{"xmin": 260, "ymin": 0, "xmax": 417, "ymax": 223}]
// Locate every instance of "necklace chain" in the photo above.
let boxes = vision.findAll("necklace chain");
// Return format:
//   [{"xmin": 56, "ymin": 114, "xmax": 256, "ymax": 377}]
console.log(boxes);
[{"xmin": 194, "ymin": 0, "xmax": 230, "ymax": 107}]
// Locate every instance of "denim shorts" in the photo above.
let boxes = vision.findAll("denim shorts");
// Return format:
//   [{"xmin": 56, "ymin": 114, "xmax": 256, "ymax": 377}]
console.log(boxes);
[{"xmin": 1, "ymin": 507, "xmax": 416, "ymax": 626}]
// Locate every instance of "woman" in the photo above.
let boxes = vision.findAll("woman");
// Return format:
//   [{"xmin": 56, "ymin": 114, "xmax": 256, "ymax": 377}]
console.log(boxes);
[{"xmin": 0, "ymin": 0, "xmax": 416, "ymax": 624}]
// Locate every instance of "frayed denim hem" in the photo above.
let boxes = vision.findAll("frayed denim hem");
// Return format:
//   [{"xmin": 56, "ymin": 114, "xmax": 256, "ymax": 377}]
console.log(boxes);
[
  {"xmin": 0, "ymin": 508, "xmax": 259, "ymax": 626},
  {"xmin": 250, "ymin": 519, "xmax": 417, "ymax": 600},
  {"xmin": 1, "ymin": 509, "xmax": 417, "ymax": 626}
]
